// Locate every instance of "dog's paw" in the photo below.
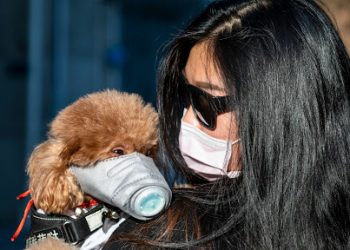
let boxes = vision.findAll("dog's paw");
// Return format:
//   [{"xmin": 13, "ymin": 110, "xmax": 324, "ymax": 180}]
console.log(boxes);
[
  {"xmin": 25, "ymin": 237, "xmax": 78, "ymax": 250},
  {"xmin": 32, "ymin": 170, "xmax": 84, "ymax": 214}
]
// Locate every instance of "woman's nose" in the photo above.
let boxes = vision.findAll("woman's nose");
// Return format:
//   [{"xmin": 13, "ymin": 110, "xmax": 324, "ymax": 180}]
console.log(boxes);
[{"xmin": 182, "ymin": 106, "xmax": 201, "ymax": 128}]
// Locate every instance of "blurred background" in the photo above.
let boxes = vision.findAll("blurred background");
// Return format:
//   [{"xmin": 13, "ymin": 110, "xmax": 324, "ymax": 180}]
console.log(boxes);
[
  {"xmin": 0, "ymin": 0, "xmax": 349, "ymax": 249},
  {"xmin": 0, "ymin": 0, "xmax": 209, "ymax": 249}
]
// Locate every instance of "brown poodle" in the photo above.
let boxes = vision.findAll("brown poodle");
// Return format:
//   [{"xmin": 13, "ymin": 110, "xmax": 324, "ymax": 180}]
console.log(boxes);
[{"xmin": 27, "ymin": 89, "xmax": 158, "ymax": 214}]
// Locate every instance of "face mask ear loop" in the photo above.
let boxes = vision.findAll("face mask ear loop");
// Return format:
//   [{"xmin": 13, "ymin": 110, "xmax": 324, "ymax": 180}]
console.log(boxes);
[
  {"xmin": 221, "ymin": 138, "xmax": 240, "ymax": 176},
  {"xmin": 231, "ymin": 138, "xmax": 241, "ymax": 145},
  {"xmin": 182, "ymin": 108, "xmax": 188, "ymax": 118}
]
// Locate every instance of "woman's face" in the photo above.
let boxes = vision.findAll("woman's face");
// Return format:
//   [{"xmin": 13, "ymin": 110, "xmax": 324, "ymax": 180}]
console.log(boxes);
[{"xmin": 182, "ymin": 42, "xmax": 241, "ymax": 171}]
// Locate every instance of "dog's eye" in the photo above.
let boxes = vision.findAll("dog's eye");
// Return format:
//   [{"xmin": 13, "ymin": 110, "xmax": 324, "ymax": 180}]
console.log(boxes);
[{"xmin": 112, "ymin": 147, "xmax": 124, "ymax": 156}]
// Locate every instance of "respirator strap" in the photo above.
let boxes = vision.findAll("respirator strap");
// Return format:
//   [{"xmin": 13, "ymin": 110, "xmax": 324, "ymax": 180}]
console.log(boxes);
[{"xmin": 26, "ymin": 204, "xmax": 112, "ymax": 247}]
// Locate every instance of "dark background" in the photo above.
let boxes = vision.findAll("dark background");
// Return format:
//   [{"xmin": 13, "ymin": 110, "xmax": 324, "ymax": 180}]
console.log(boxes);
[
  {"xmin": 0, "ymin": 0, "xmax": 349, "ymax": 249},
  {"xmin": 0, "ymin": 1, "xmax": 208, "ymax": 249}
]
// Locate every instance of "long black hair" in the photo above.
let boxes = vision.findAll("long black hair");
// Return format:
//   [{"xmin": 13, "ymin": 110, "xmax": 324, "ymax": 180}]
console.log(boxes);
[{"xmin": 111, "ymin": 0, "xmax": 350, "ymax": 249}]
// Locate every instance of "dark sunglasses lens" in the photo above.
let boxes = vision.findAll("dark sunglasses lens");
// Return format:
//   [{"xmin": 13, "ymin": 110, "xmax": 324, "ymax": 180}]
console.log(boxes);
[{"xmin": 190, "ymin": 90, "xmax": 216, "ymax": 129}]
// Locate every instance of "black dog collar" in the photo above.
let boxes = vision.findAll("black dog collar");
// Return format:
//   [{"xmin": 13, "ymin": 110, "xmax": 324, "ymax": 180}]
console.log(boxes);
[{"xmin": 26, "ymin": 204, "xmax": 115, "ymax": 248}]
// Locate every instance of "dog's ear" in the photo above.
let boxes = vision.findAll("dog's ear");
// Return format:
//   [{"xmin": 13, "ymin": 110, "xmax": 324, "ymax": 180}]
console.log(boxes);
[
  {"xmin": 59, "ymin": 139, "xmax": 81, "ymax": 166},
  {"xmin": 33, "ymin": 168, "xmax": 84, "ymax": 213},
  {"xmin": 27, "ymin": 139, "xmax": 84, "ymax": 213},
  {"xmin": 27, "ymin": 140, "xmax": 64, "ymax": 177}
]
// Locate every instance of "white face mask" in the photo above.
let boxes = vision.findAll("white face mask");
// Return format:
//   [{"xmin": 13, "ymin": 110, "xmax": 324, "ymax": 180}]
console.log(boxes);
[{"xmin": 179, "ymin": 120, "xmax": 241, "ymax": 181}]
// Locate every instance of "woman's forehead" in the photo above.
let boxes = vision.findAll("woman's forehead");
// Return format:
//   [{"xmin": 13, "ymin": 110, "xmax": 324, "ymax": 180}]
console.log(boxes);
[{"xmin": 183, "ymin": 42, "xmax": 226, "ymax": 93}]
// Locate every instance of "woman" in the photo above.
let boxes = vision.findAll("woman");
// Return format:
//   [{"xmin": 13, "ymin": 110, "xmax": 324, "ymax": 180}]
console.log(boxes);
[{"xmin": 104, "ymin": 0, "xmax": 350, "ymax": 249}]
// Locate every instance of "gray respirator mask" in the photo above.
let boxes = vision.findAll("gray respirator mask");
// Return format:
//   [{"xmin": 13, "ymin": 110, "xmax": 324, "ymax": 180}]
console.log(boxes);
[{"xmin": 70, "ymin": 152, "xmax": 172, "ymax": 220}]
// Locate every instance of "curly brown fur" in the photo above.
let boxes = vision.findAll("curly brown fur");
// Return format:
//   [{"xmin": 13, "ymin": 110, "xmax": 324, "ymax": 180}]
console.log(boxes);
[
  {"xmin": 25, "ymin": 237, "xmax": 78, "ymax": 250},
  {"xmin": 27, "ymin": 90, "xmax": 158, "ymax": 214},
  {"xmin": 27, "ymin": 140, "xmax": 85, "ymax": 213}
]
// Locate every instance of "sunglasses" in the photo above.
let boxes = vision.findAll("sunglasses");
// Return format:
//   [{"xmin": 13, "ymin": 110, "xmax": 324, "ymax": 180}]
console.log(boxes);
[{"xmin": 180, "ymin": 79, "xmax": 235, "ymax": 130}]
